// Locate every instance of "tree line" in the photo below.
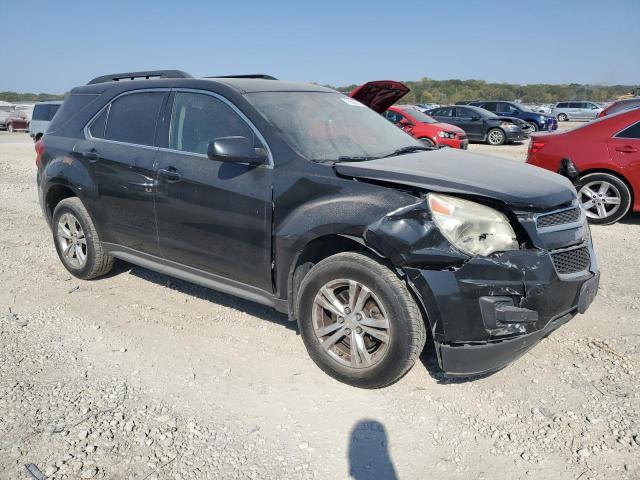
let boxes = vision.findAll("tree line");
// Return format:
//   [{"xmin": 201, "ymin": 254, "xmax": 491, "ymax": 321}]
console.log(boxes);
[
  {"xmin": 330, "ymin": 78, "xmax": 636, "ymax": 105},
  {"xmin": 2, "ymin": 78, "xmax": 636, "ymax": 105}
]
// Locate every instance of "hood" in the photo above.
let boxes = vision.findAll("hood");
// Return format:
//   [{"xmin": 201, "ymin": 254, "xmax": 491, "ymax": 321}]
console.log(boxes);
[
  {"xmin": 349, "ymin": 81, "xmax": 410, "ymax": 113},
  {"xmin": 334, "ymin": 148, "xmax": 576, "ymax": 210},
  {"xmin": 434, "ymin": 122, "xmax": 465, "ymax": 134}
]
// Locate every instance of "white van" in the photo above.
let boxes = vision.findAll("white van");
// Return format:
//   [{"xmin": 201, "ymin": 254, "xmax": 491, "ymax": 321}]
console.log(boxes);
[{"xmin": 29, "ymin": 101, "xmax": 62, "ymax": 140}]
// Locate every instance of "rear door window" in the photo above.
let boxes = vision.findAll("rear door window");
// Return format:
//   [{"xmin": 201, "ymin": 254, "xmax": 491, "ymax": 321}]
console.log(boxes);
[
  {"xmin": 104, "ymin": 92, "xmax": 165, "ymax": 146},
  {"xmin": 481, "ymin": 102, "xmax": 497, "ymax": 111},
  {"xmin": 168, "ymin": 92, "xmax": 259, "ymax": 155},
  {"xmin": 433, "ymin": 107, "xmax": 453, "ymax": 117}
]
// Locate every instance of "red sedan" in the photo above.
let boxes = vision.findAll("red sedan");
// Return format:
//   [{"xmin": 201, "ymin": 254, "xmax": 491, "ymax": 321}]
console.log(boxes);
[
  {"xmin": 526, "ymin": 108, "xmax": 640, "ymax": 224},
  {"xmin": 348, "ymin": 80, "xmax": 467, "ymax": 149},
  {"xmin": 384, "ymin": 105, "xmax": 468, "ymax": 149}
]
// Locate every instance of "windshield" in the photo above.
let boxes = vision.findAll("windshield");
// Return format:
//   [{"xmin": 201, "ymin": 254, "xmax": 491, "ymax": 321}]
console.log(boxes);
[
  {"xmin": 399, "ymin": 107, "xmax": 437, "ymax": 124},
  {"xmin": 246, "ymin": 92, "xmax": 422, "ymax": 162}
]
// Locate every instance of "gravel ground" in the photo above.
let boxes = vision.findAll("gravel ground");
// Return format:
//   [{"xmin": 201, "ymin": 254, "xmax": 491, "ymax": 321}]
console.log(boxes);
[{"xmin": 1, "ymin": 125, "xmax": 638, "ymax": 480}]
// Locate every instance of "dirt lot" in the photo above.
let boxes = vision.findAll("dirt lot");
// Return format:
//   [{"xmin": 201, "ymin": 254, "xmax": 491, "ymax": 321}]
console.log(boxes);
[{"xmin": 1, "ymin": 125, "xmax": 638, "ymax": 480}]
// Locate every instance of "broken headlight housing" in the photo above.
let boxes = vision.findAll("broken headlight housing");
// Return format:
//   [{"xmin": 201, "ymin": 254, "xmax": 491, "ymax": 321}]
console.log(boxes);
[{"xmin": 428, "ymin": 193, "xmax": 519, "ymax": 256}]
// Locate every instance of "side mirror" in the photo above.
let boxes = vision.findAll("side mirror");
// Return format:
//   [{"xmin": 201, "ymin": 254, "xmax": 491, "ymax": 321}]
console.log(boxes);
[{"xmin": 207, "ymin": 136, "xmax": 267, "ymax": 166}]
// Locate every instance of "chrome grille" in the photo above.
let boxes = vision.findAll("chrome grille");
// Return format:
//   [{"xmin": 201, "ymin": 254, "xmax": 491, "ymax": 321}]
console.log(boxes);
[
  {"xmin": 537, "ymin": 207, "xmax": 580, "ymax": 228},
  {"xmin": 551, "ymin": 247, "xmax": 590, "ymax": 274}
]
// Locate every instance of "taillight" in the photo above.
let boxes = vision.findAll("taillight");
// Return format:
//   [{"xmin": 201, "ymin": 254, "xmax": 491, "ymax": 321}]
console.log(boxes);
[
  {"xmin": 529, "ymin": 140, "xmax": 545, "ymax": 154},
  {"xmin": 35, "ymin": 138, "xmax": 44, "ymax": 167}
]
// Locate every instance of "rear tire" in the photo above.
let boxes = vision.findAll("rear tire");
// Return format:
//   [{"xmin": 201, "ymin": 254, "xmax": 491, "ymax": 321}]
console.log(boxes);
[
  {"xmin": 578, "ymin": 172, "xmax": 632, "ymax": 225},
  {"xmin": 296, "ymin": 252, "xmax": 426, "ymax": 389},
  {"xmin": 486, "ymin": 128, "xmax": 506, "ymax": 145},
  {"xmin": 557, "ymin": 113, "xmax": 568, "ymax": 122},
  {"xmin": 52, "ymin": 197, "xmax": 114, "ymax": 279}
]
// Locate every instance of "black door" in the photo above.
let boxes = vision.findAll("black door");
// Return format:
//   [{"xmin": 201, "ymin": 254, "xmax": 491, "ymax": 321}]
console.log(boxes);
[
  {"xmin": 77, "ymin": 90, "xmax": 167, "ymax": 255},
  {"xmin": 154, "ymin": 90, "xmax": 273, "ymax": 291},
  {"xmin": 454, "ymin": 107, "xmax": 484, "ymax": 140}
]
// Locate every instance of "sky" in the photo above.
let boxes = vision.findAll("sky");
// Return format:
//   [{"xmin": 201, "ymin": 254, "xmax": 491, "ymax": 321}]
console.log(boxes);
[{"xmin": 1, "ymin": 0, "xmax": 638, "ymax": 93}]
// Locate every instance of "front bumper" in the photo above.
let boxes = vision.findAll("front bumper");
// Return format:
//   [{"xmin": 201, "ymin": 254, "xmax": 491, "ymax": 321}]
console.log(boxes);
[
  {"xmin": 405, "ymin": 241, "xmax": 599, "ymax": 376},
  {"xmin": 504, "ymin": 129, "xmax": 528, "ymax": 142}
]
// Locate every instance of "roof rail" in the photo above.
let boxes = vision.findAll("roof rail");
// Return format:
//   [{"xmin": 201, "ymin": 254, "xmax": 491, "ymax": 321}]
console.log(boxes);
[
  {"xmin": 206, "ymin": 74, "xmax": 278, "ymax": 80},
  {"xmin": 87, "ymin": 70, "xmax": 192, "ymax": 85}
]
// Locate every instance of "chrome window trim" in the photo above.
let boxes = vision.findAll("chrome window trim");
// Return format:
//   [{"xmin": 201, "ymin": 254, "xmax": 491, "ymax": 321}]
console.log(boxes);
[
  {"xmin": 83, "ymin": 88, "xmax": 171, "ymax": 151},
  {"xmin": 613, "ymin": 120, "xmax": 640, "ymax": 140},
  {"xmin": 166, "ymin": 88, "xmax": 274, "ymax": 168}
]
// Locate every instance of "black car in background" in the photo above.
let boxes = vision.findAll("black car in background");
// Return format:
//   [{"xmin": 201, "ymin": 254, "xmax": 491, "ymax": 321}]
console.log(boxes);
[
  {"xmin": 457, "ymin": 100, "xmax": 557, "ymax": 132},
  {"xmin": 36, "ymin": 70, "xmax": 598, "ymax": 388},
  {"xmin": 426, "ymin": 105, "xmax": 528, "ymax": 145}
]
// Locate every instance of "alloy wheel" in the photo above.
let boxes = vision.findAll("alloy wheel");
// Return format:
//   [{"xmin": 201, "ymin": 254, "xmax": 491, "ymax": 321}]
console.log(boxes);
[
  {"xmin": 312, "ymin": 279, "xmax": 391, "ymax": 369},
  {"xmin": 488, "ymin": 130, "xmax": 505, "ymax": 145},
  {"xmin": 579, "ymin": 181, "xmax": 622, "ymax": 220},
  {"xmin": 57, "ymin": 213, "xmax": 88, "ymax": 268}
]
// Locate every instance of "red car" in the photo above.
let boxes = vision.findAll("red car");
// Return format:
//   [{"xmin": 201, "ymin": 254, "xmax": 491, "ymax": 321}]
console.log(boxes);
[
  {"xmin": 384, "ymin": 105, "xmax": 467, "ymax": 149},
  {"xmin": 597, "ymin": 98, "xmax": 640, "ymax": 118},
  {"xmin": 5, "ymin": 110, "xmax": 30, "ymax": 132},
  {"xmin": 526, "ymin": 108, "xmax": 640, "ymax": 224},
  {"xmin": 348, "ymin": 80, "xmax": 467, "ymax": 149}
]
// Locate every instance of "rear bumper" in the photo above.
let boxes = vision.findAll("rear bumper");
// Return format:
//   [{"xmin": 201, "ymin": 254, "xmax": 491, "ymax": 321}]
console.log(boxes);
[{"xmin": 405, "ymin": 241, "xmax": 599, "ymax": 376}]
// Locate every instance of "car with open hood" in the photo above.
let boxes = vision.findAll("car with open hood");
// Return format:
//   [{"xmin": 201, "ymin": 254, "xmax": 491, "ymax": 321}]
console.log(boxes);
[
  {"xmin": 347, "ymin": 80, "xmax": 467, "ymax": 149},
  {"xmin": 36, "ymin": 70, "xmax": 599, "ymax": 388}
]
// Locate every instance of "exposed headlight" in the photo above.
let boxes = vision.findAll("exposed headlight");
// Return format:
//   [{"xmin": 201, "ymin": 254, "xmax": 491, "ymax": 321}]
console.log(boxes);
[
  {"xmin": 500, "ymin": 121, "xmax": 517, "ymax": 129},
  {"xmin": 437, "ymin": 131, "xmax": 456, "ymax": 139},
  {"xmin": 428, "ymin": 193, "xmax": 519, "ymax": 256},
  {"xmin": 539, "ymin": 115, "xmax": 547, "ymax": 122}
]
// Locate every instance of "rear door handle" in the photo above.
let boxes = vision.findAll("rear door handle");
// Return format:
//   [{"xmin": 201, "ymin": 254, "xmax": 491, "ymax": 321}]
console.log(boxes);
[
  {"xmin": 157, "ymin": 167, "xmax": 182, "ymax": 183},
  {"xmin": 82, "ymin": 149, "xmax": 99, "ymax": 161},
  {"xmin": 615, "ymin": 145, "xmax": 638, "ymax": 153}
]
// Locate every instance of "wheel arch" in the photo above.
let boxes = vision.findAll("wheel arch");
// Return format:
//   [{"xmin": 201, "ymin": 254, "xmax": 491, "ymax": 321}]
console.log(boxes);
[{"xmin": 286, "ymin": 234, "xmax": 388, "ymax": 321}]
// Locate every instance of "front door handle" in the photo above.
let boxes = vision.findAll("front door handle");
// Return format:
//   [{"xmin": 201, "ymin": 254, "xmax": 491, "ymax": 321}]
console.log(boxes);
[
  {"xmin": 157, "ymin": 167, "xmax": 182, "ymax": 183},
  {"xmin": 615, "ymin": 145, "xmax": 638, "ymax": 153}
]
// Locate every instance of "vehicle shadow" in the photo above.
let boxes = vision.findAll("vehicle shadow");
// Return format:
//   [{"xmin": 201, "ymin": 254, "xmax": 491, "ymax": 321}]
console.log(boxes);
[
  {"xmin": 105, "ymin": 260, "xmax": 295, "ymax": 331},
  {"xmin": 348, "ymin": 419, "xmax": 397, "ymax": 480},
  {"xmin": 620, "ymin": 212, "xmax": 640, "ymax": 225}
]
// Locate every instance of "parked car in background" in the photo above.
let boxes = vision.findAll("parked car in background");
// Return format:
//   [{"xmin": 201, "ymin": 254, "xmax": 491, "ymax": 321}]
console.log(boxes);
[
  {"xmin": 14, "ymin": 104, "xmax": 35, "ymax": 121},
  {"xmin": 552, "ymin": 101, "xmax": 602, "ymax": 121},
  {"xmin": 348, "ymin": 82, "xmax": 467, "ymax": 148},
  {"xmin": 415, "ymin": 103, "xmax": 440, "ymax": 112},
  {"xmin": 427, "ymin": 105, "xmax": 528, "ymax": 145},
  {"xmin": 5, "ymin": 109, "xmax": 30, "ymax": 132},
  {"xmin": 457, "ymin": 101, "xmax": 557, "ymax": 132},
  {"xmin": 597, "ymin": 98, "xmax": 640, "ymax": 118},
  {"xmin": 29, "ymin": 101, "xmax": 62, "ymax": 140},
  {"xmin": 384, "ymin": 105, "xmax": 468, "ymax": 149},
  {"xmin": 36, "ymin": 69, "xmax": 599, "ymax": 387},
  {"xmin": 527, "ymin": 109, "xmax": 640, "ymax": 224},
  {"xmin": 0, "ymin": 103, "xmax": 14, "ymax": 130}
]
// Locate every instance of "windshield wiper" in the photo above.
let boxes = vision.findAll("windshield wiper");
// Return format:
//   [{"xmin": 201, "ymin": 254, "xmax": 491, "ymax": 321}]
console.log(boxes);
[
  {"xmin": 383, "ymin": 145, "xmax": 433, "ymax": 158},
  {"xmin": 336, "ymin": 155, "xmax": 378, "ymax": 162}
]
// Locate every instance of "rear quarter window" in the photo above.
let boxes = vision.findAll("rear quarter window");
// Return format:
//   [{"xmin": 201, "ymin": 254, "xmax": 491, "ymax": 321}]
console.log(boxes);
[
  {"xmin": 48, "ymin": 94, "xmax": 100, "ymax": 133},
  {"xmin": 615, "ymin": 121, "xmax": 640, "ymax": 139}
]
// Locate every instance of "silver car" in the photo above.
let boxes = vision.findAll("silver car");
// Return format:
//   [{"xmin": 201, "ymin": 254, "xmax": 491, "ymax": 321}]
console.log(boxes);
[
  {"xmin": 29, "ymin": 101, "xmax": 62, "ymax": 140},
  {"xmin": 553, "ymin": 101, "xmax": 602, "ymax": 121}
]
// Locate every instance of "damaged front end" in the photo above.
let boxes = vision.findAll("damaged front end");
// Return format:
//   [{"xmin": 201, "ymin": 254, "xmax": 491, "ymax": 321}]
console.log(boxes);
[{"xmin": 363, "ymin": 196, "xmax": 599, "ymax": 377}]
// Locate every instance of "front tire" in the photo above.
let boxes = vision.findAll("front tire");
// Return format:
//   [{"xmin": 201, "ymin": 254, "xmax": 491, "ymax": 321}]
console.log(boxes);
[
  {"xmin": 418, "ymin": 137, "xmax": 435, "ymax": 147},
  {"xmin": 486, "ymin": 128, "xmax": 506, "ymax": 145},
  {"xmin": 557, "ymin": 113, "xmax": 568, "ymax": 122},
  {"xmin": 526, "ymin": 121, "xmax": 539, "ymax": 132},
  {"xmin": 578, "ymin": 172, "xmax": 632, "ymax": 225},
  {"xmin": 52, "ymin": 197, "xmax": 114, "ymax": 279},
  {"xmin": 296, "ymin": 252, "xmax": 426, "ymax": 388}
]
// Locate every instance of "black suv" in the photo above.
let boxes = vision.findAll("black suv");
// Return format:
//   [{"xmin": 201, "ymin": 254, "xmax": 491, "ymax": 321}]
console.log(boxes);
[{"xmin": 37, "ymin": 70, "xmax": 599, "ymax": 388}]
